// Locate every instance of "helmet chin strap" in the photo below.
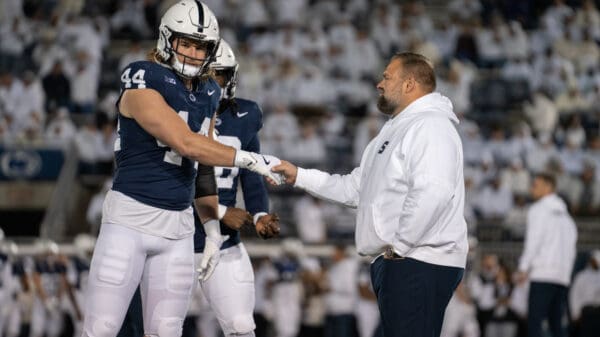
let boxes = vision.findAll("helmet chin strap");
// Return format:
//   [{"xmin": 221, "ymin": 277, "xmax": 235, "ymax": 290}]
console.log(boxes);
[{"xmin": 171, "ymin": 56, "xmax": 202, "ymax": 78}]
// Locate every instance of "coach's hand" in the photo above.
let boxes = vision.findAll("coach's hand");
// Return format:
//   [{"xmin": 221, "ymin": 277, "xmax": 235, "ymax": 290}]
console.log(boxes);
[
  {"xmin": 234, "ymin": 150, "xmax": 283, "ymax": 185},
  {"xmin": 222, "ymin": 207, "xmax": 253, "ymax": 231},
  {"xmin": 256, "ymin": 213, "xmax": 280, "ymax": 239},
  {"xmin": 271, "ymin": 160, "xmax": 298, "ymax": 185}
]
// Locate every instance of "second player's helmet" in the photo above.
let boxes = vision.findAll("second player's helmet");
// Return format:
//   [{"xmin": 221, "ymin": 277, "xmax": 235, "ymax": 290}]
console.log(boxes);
[
  {"xmin": 157, "ymin": 0, "xmax": 220, "ymax": 78},
  {"xmin": 210, "ymin": 39, "xmax": 238, "ymax": 100}
]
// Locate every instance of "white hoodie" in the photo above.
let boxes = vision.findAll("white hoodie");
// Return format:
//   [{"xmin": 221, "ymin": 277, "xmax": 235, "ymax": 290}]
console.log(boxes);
[
  {"xmin": 518, "ymin": 193, "xmax": 577, "ymax": 286},
  {"xmin": 295, "ymin": 93, "xmax": 469, "ymax": 268}
]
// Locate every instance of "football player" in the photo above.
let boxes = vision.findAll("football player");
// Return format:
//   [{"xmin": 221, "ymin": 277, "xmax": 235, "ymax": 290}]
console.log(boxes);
[
  {"xmin": 193, "ymin": 40, "xmax": 280, "ymax": 337},
  {"xmin": 81, "ymin": 1, "xmax": 280, "ymax": 336}
]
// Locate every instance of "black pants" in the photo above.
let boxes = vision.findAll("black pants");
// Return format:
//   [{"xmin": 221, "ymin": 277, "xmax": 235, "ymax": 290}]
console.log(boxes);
[
  {"xmin": 370, "ymin": 257, "xmax": 463, "ymax": 337},
  {"xmin": 528, "ymin": 282, "xmax": 568, "ymax": 337}
]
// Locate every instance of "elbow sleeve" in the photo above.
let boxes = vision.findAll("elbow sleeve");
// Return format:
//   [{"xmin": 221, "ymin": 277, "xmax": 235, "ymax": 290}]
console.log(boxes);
[{"xmin": 195, "ymin": 163, "xmax": 217, "ymax": 198}]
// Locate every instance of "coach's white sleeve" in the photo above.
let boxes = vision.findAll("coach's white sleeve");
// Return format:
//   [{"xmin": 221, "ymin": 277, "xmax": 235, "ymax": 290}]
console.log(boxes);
[
  {"xmin": 295, "ymin": 166, "xmax": 361, "ymax": 208},
  {"xmin": 395, "ymin": 118, "xmax": 460, "ymax": 255}
]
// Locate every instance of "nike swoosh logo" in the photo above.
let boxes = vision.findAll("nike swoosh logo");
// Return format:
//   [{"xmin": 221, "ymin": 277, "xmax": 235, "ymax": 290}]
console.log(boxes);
[
  {"xmin": 207, "ymin": 90, "xmax": 215, "ymax": 96},
  {"xmin": 237, "ymin": 112, "xmax": 249, "ymax": 118},
  {"xmin": 262, "ymin": 156, "xmax": 271, "ymax": 165}
]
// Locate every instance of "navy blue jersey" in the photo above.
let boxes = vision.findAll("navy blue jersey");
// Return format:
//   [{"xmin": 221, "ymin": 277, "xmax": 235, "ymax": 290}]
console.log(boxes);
[
  {"xmin": 194, "ymin": 98, "xmax": 269, "ymax": 252},
  {"xmin": 112, "ymin": 61, "xmax": 221, "ymax": 210}
]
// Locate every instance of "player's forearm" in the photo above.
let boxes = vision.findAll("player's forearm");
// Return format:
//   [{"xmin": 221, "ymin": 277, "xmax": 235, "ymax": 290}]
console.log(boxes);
[
  {"xmin": 194, "ymin": 195, "xmax": 219, "ymax": 223},
  {"xmin": 180, "ymin": 133, "xmax": 236, "ymax": 167}
]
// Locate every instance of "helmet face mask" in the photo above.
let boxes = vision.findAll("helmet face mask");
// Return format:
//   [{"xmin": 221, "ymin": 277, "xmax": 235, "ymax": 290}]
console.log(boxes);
[
  {"xmin": 156, "ymin": 1, "xmax": 220, "ymax": 79},
  {"xmin": 211, "ymin": 40, "xmax": 238, "ymax": 99}
]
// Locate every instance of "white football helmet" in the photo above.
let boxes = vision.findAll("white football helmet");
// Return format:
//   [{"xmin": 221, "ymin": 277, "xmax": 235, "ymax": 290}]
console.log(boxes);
[
  {"xmin": 157, "ymin": 0, "xmax": 220, "ymax": 78},
  {"xmin": 210, "ymin": 39, "xmax": 238, "ymax": 99}
]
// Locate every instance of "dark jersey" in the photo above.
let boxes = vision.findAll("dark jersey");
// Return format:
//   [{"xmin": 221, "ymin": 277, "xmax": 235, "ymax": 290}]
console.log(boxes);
[
  {"xmin": 112, "ymin": 61, "xmax": 221, "ymax": 210},
  {"xmin": 194, "ymin": 98, "xmax": 269, "ymax": 252}
]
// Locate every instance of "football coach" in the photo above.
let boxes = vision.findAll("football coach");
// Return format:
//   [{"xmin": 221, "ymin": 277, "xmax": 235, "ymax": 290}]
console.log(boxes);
[{"xmin": 271, "ymin": 52, "xmax": 468, "ymax": 337}]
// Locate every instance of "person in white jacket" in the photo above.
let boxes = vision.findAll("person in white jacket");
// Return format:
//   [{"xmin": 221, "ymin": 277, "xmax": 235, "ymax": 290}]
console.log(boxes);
[
  {"xmin": 271, "ymin": 52, "xmax": 468, "ymax": 337},
  {"xmin": 515, "ymin": 173, "xmax": 577, "ymax": 337}
]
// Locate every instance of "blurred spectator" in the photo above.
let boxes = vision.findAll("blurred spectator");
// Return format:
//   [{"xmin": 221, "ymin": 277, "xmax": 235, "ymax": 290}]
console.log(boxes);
[
  {"xmin": 324, "ymin": 244, "xmax": 359, "ymax": 337},
  {"xmin": 585, "ymin": 136, "xmax": 600, "ymax": 179},
  {"xmin": 461, "ymin": 122, "xmax": 486, "ymax": 166},
  {"xmin": 353, "ymin": 108, "xmax": 385, "ymax": 165},
  {"xmin": 469, "ymin": 254, "xmax": 500, "ymax": 337},
  {"xmin": 0, "ymin": 18, "xmax": 31, "ymax": 73},
  {"xmin": 441, "ymin": 281, "xmax": 480, "ymax": 337},
  {"xmin": 272, "ymin": 240, "xmax": 305, "ymax": 337},
  {"xmin": 70, "ymin": 51, "xmax": 100, "ymax": 114},
  {"xmin": 569, "ymin": 250, "xmax": 600, "ymax": 337},
  {"xmin": 524, "ymin": 90, "xmax": 558, "ymax": 134},
  {"xmin": 486, "ymin": 127, "xmax": 513, "ymax": 166},
  {"xmin": 0, "ymin": 71, "xmax": 26, "ymax": 137},
  {"xmin": 254, "ymin": 257, "xmax": 278, "ymax": 337},
  {"xmin": 448, "ymin": 0, "xmax": 482, "ymax": 22},
  {"xmin": 110, "ymin": 0, "xmax": 151, "ymax": 38},
  {"xmin": 554, "ymin": 84, "xmax": 590, "ymax": 116},
  {"xmin": 299, "ymin": 258, "xmax": 327, "ymax": 337},
  {"xmin": 294, "ymin": 196, "xmax": 327, "ymax": 244},
  {"xmin": 94, "ymin": 115, "xmax": 116, "ymax": 175},
  {"xmin": 356, "ymin": 263, "xmax": 379, "ymax": 337},
  {"xmin": 118, "ymin": 40, "xmax": 146, "ymax": 72},
  {"xmin": 42, "ymin": 62, "xmax": 72, "ymax": 113},
  {"xmin": 45, "ymin": 107, "xmax": 76, "ymax": 147},
  {"xmin": 285, "ymin": 123, "xmax": 326, "ymax": 166},
  {"xmin": 500, "ymin": 158, "xmax": 531, "ymax": 196},
  {"xmin": 454, "ymin": 24, "xmax": 480, "ymax": 64},
  {"xmin": 503, "ymin": 194, "xmax": 529, "ymax": 240},
  {"xmin": 74, "ymin": 117, "xmax": 99, "ymax": 175},
  {"xmin": 261, "ymin": 102, "xmax": 300, "ymax": 157},
  {"xmin": 525, "ymin": 132, "xmax": 558, "ymax": 173},
  {"xmin": 86, "ymin": 178, "xmax": 111, "ymax": 235},
  {"xmin": 474, "ymin": 176, "xmax": 514, "ymax": 220},
  {"xmin": 572, "ymin": 162, "xmax": 600, "ymax": 215},
  {"xmin": 437, "ymin": 60, "xmax": 474, "ymax": 115},
  {"xmin": 485, "ymin": 264, "xmax": 517, "ymax": 337},
  {"xmin": 558, "ymin": 134, "xmax": 585, "ymax": 176},
  {"xmin": 20, "ymin": 71, "xmax": 45, "ymax": 131}
]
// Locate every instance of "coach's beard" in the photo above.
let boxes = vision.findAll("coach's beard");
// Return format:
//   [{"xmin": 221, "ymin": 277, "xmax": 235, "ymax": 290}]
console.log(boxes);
[{"xmin": 377, "ymin": 95, "xmax": 396, "ymax": 115}]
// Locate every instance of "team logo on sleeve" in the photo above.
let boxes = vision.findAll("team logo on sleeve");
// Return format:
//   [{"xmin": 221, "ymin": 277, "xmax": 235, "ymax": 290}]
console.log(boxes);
[
  {"xmin": 164, "ymin": 76, "xmax": 176, "ymax": 85},
  {"xmin": 378, "ymin": 141, "xmax": 389, "ymax": 154}
]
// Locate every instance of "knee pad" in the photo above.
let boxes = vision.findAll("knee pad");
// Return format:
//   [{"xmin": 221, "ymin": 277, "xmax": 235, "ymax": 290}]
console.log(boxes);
[
  {"xmin": 227, "ymin": 333, "xmax": 255, "ymax": 337},
  {"xmin": 229, "ymin": 315, "xmax": 255, "ymax": 335},
  {"xmin": 83, "ymin": 316, "xmax": 120, "ymax": 337},
  {"xmin": 157, "ymin": 317, "xmax": 183, "ymax": 337}
]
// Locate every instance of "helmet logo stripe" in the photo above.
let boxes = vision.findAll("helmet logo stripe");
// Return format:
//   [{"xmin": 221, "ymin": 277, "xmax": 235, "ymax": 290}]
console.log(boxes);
[{"xmin": 195, "ymin": 0, "xmax": 204, "ymax": 32}]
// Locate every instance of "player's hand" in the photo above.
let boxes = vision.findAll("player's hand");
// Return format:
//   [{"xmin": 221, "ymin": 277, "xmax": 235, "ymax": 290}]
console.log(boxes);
[
  {"xmin": 222, "ymin": 207, "xmax": 253, "ymax": 231},
  {"xmin": 513, "ymin": 271, "xmax": 528, "ymax": 284},
  {"xmin": 256, "ymin": 213, "xmax": 280, "ymax": 239},
  {"xmin": 271, "ymin": 160, "xmax": 298, "ymax": 185},
  {"xmin": 197, "ymin": 234, "xmax": 229, "ymax": 282},
  {"xmin": 234, "ymin": 150, "xmax": 283, "ymax": 185}
]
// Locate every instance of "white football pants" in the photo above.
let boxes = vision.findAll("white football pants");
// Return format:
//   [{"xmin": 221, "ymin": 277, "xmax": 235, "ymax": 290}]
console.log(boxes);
[
  {"xmin": 82, "ymin": 223, "xmax": 195, "ymax": 337},
  {"xmin": 195, "ymin": 243, "xmax": 256, "ymax": 336}
]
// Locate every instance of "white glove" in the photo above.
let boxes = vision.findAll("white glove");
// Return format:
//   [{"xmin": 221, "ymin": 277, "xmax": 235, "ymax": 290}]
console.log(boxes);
[
  {"xmin": 234, "ymin": 150, "xmax": 283, "ymax": 185},
  {"xmin": 197, "ymin": 219, "xmax": 228, "ymax": 282}
]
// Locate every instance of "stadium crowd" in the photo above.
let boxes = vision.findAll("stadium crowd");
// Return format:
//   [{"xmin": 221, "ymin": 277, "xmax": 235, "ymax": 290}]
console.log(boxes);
[{"xmin": 1, "ymin": 0, "xmax": 600, "ymax": 336}]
